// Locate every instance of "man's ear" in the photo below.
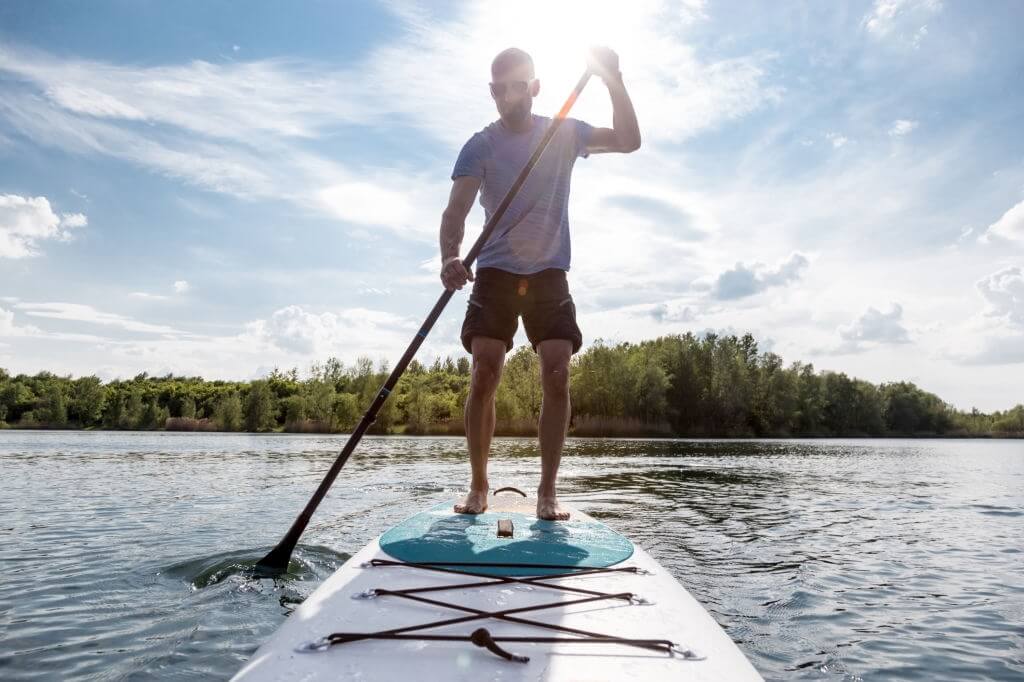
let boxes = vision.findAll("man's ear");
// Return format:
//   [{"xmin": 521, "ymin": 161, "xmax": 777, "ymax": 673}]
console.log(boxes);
[{"xmin": 530, "ymin": 79, "xmax": 541, "ymax": 97}]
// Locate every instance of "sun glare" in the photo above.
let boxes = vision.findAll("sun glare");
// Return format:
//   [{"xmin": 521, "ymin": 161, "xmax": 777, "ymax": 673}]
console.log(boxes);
[{"xmin": 468, "ymin": 0, "xmax": 662, "ymax": 114}]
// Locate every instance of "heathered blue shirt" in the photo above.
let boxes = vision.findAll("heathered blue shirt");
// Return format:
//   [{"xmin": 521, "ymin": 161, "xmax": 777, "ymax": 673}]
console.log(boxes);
[{"xmin": 452, "ymin": 114, "xmax": 594, "ymax": 275}]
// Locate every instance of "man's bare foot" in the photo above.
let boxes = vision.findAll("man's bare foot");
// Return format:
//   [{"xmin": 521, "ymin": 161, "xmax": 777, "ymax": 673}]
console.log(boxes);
[
  {"xmin": 536, "ymin": 494, "xmax": 570, "ymax": 521},
  {"xmin": 454, "ymin": 489, "xmax": 488, "ymax": 514}
]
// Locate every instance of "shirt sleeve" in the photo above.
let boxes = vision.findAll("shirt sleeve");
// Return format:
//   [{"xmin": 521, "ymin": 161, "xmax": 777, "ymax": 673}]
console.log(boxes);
[
  {"xmin": 573, "ymin": 119, "xmax": 595, "ymax": 159},
  {"xmin": 451, "ymin": 133, "xmax": 488, "ymax": 180}
]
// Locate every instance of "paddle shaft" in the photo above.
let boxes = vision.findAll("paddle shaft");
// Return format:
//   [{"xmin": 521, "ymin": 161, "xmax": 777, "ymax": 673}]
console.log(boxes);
[{"xmin": 255, "ymin": 70, "xmax": 593, "ymax": 575}]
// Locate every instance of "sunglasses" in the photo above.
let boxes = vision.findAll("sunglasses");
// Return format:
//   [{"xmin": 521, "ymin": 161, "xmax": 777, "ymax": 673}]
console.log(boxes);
[{"xmin": 489, "ymin": 80, "xmax": 533, "ymax": 98}]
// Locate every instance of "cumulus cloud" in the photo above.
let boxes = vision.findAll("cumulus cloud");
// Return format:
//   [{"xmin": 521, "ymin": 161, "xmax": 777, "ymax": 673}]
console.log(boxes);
[
  {"xmin": 247, "ymin": 304, "xmax": 415, "ymax": 356},
  {"xmin": 173, "ymin": 280, "xmax": 190, "ymax": 294},
  {"xmin": 817, "ymin": 303, "xmax": 912, "ymax": 355},
  {"xmin": 0, "ymin": 194, "xmax": 87, "ymax": 258},
  {"xmin": 839, "ymin": 303, "xmax": 912, "ymax": 345},
  {"xmin": 976, "ymin": 266, "xmax": 1024, "ymax": 327},
  {"xmin": 889, "ymin": 119, "xmax": 919, "ymax": 136},
  {"xmin": 712, "ymin": 253, "xmax": 809, "ymax": 300},
  {"xmin": 981, "ymin": 199, "xmax": 1024, "ymax": 243},
  {"xmin": 648, "ymin": 302, "xmax": 697, "ymax": 323}
]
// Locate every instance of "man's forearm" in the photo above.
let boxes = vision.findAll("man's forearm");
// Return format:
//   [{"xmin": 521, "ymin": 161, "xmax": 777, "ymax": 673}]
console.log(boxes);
[
  {"xmin": 606, "ymin": 74, "xmax": 640, "ymax": 151},
  {"xmin": 440, "ymin": 212, "xmax": 465, "ymax": 261}
]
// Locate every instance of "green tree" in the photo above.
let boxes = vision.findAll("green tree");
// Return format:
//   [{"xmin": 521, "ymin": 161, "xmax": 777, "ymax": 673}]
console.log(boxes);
[
  {"xmin": 243, "ymin": 380, "xmax": 277, "ymax": 432},
  {"xmin": 179, "ymin": 396, "xmax": 196, "ymax": 420},
  {"xmin": 140, "ymin": 400, "xmax": 170, "ymax": 430},
  {"xmin": 304, "ymin": 380, "xmax": 336, "ymax": 429},
  {"xmin": 281, "ymin": 394, "xmax": 307, "ymax": 427},
  {"xmin": 124, "ymin": 389, "xmax": 145, "ymax": 429},
  {"xmin": 1, "ymin": 380, "xmax": 36, "ymax": 424},
  {"xmin": 213, "ymin": 392, "xmax": 243, "ymax": 431},
  {"xmin": 69, "ymin": 376, "xmax": 106, "ymax": 426},
  {"xmin": 333, "ymin": 392, "xmax": 360, "ymax": 432},
  {"xmin": 36, "ymin": 382, "xmax": 68, "ymax": 427}
]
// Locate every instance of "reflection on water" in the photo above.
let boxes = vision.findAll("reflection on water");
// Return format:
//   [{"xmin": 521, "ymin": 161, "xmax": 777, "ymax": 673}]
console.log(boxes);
[{"xmin": 0, "ymin": 432, "xmax": 1022, "ymax": 680}]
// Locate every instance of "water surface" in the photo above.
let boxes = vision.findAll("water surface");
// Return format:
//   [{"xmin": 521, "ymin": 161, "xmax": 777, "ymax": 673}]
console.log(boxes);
[{"xmin": 1, "ymin": 432, "xmax": 1022, "ymax": 680}]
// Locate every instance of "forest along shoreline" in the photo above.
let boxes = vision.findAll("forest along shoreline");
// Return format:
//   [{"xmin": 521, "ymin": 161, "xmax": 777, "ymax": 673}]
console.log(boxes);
[{"xmin": 2, "ymin": 333, "xmax": 1022, "ymax": 439}]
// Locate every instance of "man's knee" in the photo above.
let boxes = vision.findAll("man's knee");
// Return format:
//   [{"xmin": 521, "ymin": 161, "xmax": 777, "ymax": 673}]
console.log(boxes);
[
  {"xmin": 469, "ymin": 337, "xmax": 505, "ymax": 396},
  {"xmin": 541, "ymin": 364, "xmax": 570, "ymax": 399},
  {"xmin": 471, "ymin": 360, "xmax": 502, "ymax": 395},
  {"xmin": 538, "ymin": 339, "xmax": 572, "ymax": 399}
]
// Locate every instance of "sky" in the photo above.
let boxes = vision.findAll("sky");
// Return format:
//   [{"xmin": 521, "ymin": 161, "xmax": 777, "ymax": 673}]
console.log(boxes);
[{"xmin": 1, "ymin": 0, "xmax": 1022, "ymax": 411}]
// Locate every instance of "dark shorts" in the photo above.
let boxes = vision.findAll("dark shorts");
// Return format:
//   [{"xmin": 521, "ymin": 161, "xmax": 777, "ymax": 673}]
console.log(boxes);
[{"xmin": 461, "ymin": 268, "xmax": 583, "ymax": 354}]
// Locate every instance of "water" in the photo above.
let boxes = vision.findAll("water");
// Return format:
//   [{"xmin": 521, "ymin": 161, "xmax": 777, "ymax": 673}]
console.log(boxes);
[{"xmin": 1, "ymin": 432, "xmax": 1022, "ymax": 680}]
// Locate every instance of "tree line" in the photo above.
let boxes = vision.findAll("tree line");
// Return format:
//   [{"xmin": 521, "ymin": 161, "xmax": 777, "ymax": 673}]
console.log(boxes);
[{"xmin": 1, "ymin": 333, "xmax": 1021, "ymax": 437}]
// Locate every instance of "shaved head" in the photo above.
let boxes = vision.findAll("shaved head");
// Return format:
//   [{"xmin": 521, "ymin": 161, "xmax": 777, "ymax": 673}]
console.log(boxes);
[{"xmin": 491, "ymin": 47, "xmax": 534, "ymax": 79}]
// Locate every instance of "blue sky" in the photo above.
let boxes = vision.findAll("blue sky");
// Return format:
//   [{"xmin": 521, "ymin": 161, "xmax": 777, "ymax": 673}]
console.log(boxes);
[{"xmin": 1, "ymin": 0, "xmax": 1022, "ymax": 411}]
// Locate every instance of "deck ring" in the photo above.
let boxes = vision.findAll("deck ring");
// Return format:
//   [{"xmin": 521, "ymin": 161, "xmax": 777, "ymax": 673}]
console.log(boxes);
[{"xmin": 295, "ymin": 637, "xmax": 332, "ymax": 653}]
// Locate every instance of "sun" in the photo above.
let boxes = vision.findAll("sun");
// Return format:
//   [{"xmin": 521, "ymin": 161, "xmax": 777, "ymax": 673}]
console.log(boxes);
[{"xmin": 468, "ymin": 2, "xmax": 645, "ymax": 93}]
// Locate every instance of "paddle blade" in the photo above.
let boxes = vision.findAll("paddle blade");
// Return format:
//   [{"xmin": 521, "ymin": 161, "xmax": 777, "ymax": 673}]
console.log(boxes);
[{"xmin": 253, "ymin": 544, "xmax": 292, "ymax": 578}]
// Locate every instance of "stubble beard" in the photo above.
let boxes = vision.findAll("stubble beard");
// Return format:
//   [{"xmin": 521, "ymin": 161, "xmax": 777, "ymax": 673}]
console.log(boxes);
[{"xmin": 500, "ymin": 100, "xmax": 532, "ymax": 129}]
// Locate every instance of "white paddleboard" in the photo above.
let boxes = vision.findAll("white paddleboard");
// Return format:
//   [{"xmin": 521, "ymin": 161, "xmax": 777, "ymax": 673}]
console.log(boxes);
[{"xmin": 234, "ymin": 494, "xmax": 763, "ymax": 681}]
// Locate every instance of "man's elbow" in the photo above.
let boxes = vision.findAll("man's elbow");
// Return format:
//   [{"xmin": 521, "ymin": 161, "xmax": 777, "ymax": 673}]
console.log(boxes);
[{"xmin": 620, "ymin": 134, "xmax": 641, "ymax": 153}]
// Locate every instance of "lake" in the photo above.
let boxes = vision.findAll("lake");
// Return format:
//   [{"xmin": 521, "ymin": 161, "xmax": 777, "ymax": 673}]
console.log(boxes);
[{"xmin": 1, "ymin": 432, "xmax": 1021, "ymax": 680}]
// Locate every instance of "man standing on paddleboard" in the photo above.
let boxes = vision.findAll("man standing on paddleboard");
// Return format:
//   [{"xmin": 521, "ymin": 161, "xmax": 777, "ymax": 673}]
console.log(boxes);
[{"xmin": 439, "ymin": 47, "xmax": 640, "ymax": 520}]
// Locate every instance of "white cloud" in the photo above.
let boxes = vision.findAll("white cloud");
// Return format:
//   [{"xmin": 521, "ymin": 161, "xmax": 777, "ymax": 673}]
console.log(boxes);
[
  {"xmin": 981, "ymin": 199, "xmax": 1024, "ymax": 243},
  {"xmin": 814, "ymin": 303, "xmax": 912, "ymax": 355},
  {"xmin": 839, "ymin": 303, "xmax": 911, "ymax": 344},
  {"xmin": 130, "ymin": 292, "xmax": 169, "ymax": 301},
  {"xmin": 826, "ymin": 132, "xmax": 849, "ymax": 149},
  {"xmin": 977, "ymin": 266, "xmax": 1024, "ymax": 327},
  {"xmin": 711, "ymin": 253, "xmax": 809, "ymax": 300},
  {"xmin": 60, "ymin": 212, "xmax": 87, "ymax": 229},
  {"xmin": 889, "ymin": 119, "xmax": 919, "ymax": 137},
  {"xmin": 0, "ymin": 307, "xmax": 24, "ymax": 335},
  {"xmin": 0, "ymin": 194, "xmax": 87, "ymax": 258},
  {"xmin": 14, "ymin": 302, "xmax": 182, "ymax": 335},
  {"xmin": 863, "ymin": 0, "xmax": 942, "ymax": 40},
  {"xmin": 648, "ymin": 302, "xmax": 697, "ymax": 323},
  {"xmin": 173, "ymin": 280, "xmax": 190, "ymax": 294},
  {"xmin": 317, "ymin": 182, "xmax": 415, "ymax": 228},
  {"xmin": 247, "ymin": 304, "xmax": 416, "ymax": 356}
]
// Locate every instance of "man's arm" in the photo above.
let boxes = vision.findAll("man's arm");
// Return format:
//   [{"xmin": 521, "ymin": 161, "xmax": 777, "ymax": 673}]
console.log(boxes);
[
  {"xmin": 439, "ymin": 175, "xmax": 482, "ymax": 291},
  {"xmin": 586, "ymin": 47, "xmax": 641, "ymax": 154}
]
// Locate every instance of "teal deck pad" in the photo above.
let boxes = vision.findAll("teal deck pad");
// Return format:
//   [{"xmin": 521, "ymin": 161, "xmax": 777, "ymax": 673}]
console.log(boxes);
[{"xmin": 379, "ymin": 503, "xmax": 634, "ymax": 576}]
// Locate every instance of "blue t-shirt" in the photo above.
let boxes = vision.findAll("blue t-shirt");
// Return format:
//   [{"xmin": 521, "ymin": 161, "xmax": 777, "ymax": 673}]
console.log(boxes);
[{"xmin": 451, "ymin": 115, "xmax": 594, "ymax": 275}]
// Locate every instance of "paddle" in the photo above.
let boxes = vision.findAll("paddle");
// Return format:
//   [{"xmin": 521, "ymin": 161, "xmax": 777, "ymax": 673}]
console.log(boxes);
[{"xmin": 254, "ymin": 68, "xmax": 594, "ymax": 577}]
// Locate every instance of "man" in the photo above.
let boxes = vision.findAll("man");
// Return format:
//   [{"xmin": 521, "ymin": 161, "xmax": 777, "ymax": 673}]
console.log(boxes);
[{"xmin": 439, "ymin": 47, "xmax": 640, "ymax": 520}]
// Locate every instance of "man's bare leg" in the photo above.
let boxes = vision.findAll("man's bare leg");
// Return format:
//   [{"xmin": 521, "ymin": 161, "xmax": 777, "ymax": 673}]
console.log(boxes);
[
  {"xmin": 536, "ymin": 339, "xmax": 572, "ymax": 520},
  {"xmin": 455, "ymin": 336, "xmax": 506, "ymax": 514}
]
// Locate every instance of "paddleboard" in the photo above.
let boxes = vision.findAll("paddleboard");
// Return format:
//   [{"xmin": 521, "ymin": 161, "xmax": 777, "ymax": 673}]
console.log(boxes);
[{"xmin": 234, "ymin": 492, "xmax": 763, "ymax": 681}]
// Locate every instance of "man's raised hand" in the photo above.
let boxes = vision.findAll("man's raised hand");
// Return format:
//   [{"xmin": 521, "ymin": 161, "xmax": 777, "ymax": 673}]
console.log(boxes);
[{"xmin": 587, "ymin": 46, "xmax": 620, "ymax": 82}]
